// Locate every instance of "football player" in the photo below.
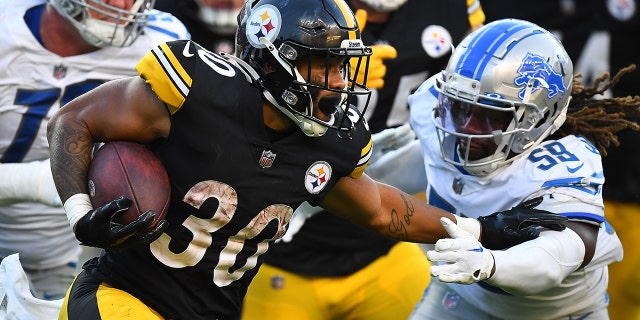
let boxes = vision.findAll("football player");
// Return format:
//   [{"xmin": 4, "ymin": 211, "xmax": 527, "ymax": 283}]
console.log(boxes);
[
  {"xmin": 408, "ymin": 19, "xmax": 635, "ymax": 319},
  {"xmin": 242, "ymin": 0, "xmax": 486, "ymax": 319},
  {"xmin": 481, "ymin": 2, "xmax": 640, "ymax": 317},
  {"xmin": 47, "ymin": 1, "xmax": 564, "ymax": 319},
  {"xmin": 0, "ymin": 0, "xmax": 188, "ymax": 302}
]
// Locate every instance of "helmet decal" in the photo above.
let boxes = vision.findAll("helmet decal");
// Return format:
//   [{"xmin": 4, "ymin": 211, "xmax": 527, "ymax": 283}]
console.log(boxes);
[
  {"xmin": 331, "ymin": 0, "xmax": 358, "ymax": 40},
  {"xmin": 246, "ymin": 4, "xmax": 282, "ymax": 49},
  {"xmin": 305, "ymin": 161, "xmax": 332, "ymax": 194},
  {"xmin": 514, "ymin": 53, "xmax": 567, "ymax": 100},
  {"xmin": 455, "ymin": 20, "xmax": 534, "ymax": 80}
]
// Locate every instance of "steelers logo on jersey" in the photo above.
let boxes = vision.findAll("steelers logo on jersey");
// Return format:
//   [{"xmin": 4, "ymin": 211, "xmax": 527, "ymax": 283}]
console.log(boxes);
[
  {"xmin": 305, "ymin": 161, "xmax": 332, "ymax": 194},
  {"xmin": 246, "ymin": 4, "xmax": 282, "ymax": 48},
  {"xmin": 421, "ymin": 25, "xmax": 453, "ymax": 59},
  {"xmin": 607, "ymin": 0, "xmax": 636, "ymax": 21}
]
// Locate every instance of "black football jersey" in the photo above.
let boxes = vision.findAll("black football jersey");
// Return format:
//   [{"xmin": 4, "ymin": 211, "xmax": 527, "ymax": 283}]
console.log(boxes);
[
  {"xmin": 264, "ymin": 0, "xmax": 475, "ymax": 277},
  {"xmin": 86, "ymin": 40, "xmax": 372, "ymax": 319}
]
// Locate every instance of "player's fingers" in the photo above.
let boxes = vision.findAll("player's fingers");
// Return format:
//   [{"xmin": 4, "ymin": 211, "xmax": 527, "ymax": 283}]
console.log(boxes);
[
  {"xmin": 117, "ymin": 210, "xmax": 156, "ymax": 236},
  {"xmin": 371, "ymin": 44, "xmax": 397, "ymax": 60},
  {"xmin": 426, "ymin": 248, "xmax": 460, "ymax": 263},
  {"xmin": 93, "ymin": 196, "xmax": 131, "ymax": 223},
  {"xmin": 355, "ymin": 9, "xmax": 367, "ymax": 32},
  {"xmin": 430, "ymin": 263, "xmax": 463, "ymax": 277},
  {"xmin": 142, "ymin": 219, "xmax": 169, "ymax": 242},
  {"xmin": 366, "ymin": 79, "xmax": 384, "ymax": 89},
  {"xmin": 441, "ymin": 217, "xmax": 471, "ymax": 239},
  {"xmin": 437, "ymin": 272, "xmax": 472, "ymax": 284}
]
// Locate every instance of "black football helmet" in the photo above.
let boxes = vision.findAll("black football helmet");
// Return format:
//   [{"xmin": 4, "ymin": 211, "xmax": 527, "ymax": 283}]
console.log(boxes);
[{"xmin": 234, "ymin": 0, "xmax": 372, "ymax": 137}]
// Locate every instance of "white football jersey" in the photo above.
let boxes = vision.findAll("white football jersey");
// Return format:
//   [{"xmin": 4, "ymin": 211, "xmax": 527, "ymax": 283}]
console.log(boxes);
[
  {"xmin": 408, "ymin": 74, "xmax": 623, "ymax": 319},
  {"xmin": 0, "ymin": 0, "xmax": 189, "ymax": 269}
]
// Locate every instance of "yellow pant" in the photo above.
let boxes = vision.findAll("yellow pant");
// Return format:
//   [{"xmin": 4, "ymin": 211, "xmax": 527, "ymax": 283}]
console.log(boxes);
[
  {"xmin": 242, "ymin": 242, "xmax": 430, "ymax": 320},
  {"xmin": 605, "ymin": 200, "xmax": 640, "ymax": 320},
  {"xmin": 59, "ymin": 272, "xmax": 164, "ymax": 320}
]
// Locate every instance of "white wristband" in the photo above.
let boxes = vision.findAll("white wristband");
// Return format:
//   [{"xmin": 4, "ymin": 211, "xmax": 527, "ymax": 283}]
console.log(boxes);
[
  {"xmin": 455, "ymin": 216, "xmax": 481, "ymax": 240},
  {"xmin": 63, "ymin": 193, "xmax": 93, "ymax": 231}
]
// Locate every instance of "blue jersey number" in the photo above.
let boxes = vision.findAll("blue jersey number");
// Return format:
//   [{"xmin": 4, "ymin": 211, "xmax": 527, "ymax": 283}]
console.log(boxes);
[
  {"xmin": 528, "ymin": 141, "xmax": 579, "ymax": 171},
  {"xmin": 3, "ymin": 81, "xmax": 102, "ymax": 163}
]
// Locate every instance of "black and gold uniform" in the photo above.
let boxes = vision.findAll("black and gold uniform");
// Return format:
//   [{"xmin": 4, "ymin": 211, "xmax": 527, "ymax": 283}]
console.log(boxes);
[
  {"xmin": 245, "ymin": 1, "xmax": 482, "ymax": 319},
  {"xmin": 64, "ymin": 39, "xmax": 372, "ymax": 319}
]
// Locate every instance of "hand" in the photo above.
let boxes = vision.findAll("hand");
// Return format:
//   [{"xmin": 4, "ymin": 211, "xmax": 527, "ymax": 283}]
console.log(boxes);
[
  {"xmin": 74, "ymin": 196, "xmax": 169, "ymax": 250},
  {"xmin": 369, "ymin": 123, "xmax": 416, "ymax": 164},
  {"xmin": 350, "ymin": 9, "xmax": 397, "ymax": 89},
  {"xmin": 478, "ymin": 197, "xmax": 567, "ymax": 250},
  {"xmin": 428, "ymin": 217, "xmax": 495, "ymax": 284}
]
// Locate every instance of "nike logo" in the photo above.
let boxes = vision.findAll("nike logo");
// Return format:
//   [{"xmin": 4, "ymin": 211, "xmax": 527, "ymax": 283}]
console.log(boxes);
[
  {"xmin": 469, "ymin": 247, "xmax": 483, "ymax": 252},
  {"xmin": 566, "ymin": 163, "xmax": 584, "ymax": 173},
  {"xmin": 183, "ymin": 42, "xmax": 194, "ymax": 57}
]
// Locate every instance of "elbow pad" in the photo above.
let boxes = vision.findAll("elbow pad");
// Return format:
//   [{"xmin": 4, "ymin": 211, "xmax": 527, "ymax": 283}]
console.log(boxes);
[{"xmin": 486, "ymin": 227, "xmax": 585, "ymax": 295}]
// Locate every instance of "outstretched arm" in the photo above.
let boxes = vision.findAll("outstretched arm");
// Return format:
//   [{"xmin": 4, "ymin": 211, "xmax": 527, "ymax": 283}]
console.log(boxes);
[{"xmin": 321, "ymin": 173, "xmax": 456, "ymax": 243}]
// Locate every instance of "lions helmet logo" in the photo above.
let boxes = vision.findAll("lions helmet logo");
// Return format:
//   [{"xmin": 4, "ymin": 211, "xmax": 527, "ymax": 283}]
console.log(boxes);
[
  {"xmin": 245, "ymin": 4, "xmax": 282, "ymax": 49},
  {"xmin": 514, "ymin": 53, "xmax": 567, "ymax": 100}
]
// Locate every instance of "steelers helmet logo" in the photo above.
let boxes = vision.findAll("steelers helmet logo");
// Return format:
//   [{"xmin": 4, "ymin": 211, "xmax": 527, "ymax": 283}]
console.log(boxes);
[
  {"xmin": 246, "ymin": 4, "xmax": 282, "ymax": 48},
  {"xmin": 305, "ymin": 161, "xmax": 332, "ymax": 194}
]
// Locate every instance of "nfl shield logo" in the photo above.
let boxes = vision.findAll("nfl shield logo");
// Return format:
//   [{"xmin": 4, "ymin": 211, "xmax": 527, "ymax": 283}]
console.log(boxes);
[
  {"xmin": 53, "ymin": 65, "xmax": 67, "ymax": 79},
  {"xmin": 259, "ymin": 150, "xmax": 276, "ymax": 168},
  {"xmin": 452, "ymin": 177, "xmax": 464, "ymax": 194},
  {"xmin": 270, "ymin": 275, "xmax": 284, "ymax": 290},
  {"xmin": 442, "ymin": 291, "xmax": 460, "ymax": 310}
]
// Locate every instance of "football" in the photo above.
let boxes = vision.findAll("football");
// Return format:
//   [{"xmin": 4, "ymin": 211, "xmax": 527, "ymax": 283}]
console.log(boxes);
[{"xmin": 87, "ymin": 141, "xmax": 170, "ymax": 231}]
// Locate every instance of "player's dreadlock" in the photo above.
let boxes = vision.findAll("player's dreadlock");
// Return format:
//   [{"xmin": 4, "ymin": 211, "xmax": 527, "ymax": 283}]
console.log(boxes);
[{"xmin": 551, "ymin": 64, "xmax": 640, "ymax": 157}]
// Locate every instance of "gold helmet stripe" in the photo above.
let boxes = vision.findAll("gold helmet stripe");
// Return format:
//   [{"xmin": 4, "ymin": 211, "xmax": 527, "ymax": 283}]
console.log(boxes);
[{"xmin": 332, "ymin": 0, "xmax": 358, "ymax": 40}]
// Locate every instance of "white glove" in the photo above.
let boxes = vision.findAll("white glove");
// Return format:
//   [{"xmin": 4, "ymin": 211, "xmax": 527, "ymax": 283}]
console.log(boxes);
[
  {"xmin": 427, "ymin": 217, "xmax": 495, "ymax": 284},
  {"xmin": 0, "ymin": 159, "xmax": 62, "ymax": 207},
  {"xmin": 369, "ymin": 123, "xmax": 416, "ymax": 165}
]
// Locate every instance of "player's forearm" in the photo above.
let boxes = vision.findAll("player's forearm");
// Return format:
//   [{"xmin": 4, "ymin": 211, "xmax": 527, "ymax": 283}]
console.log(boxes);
[
  {"xmin": 46, "ymin": 116, "xmax": 94, "ymax": 203},
  {"xmin": 486, "ymin": 228, "xmax": 585, "ymax": 295},
  {"xmin": 374, "ymin": 185, "xmax": 455, "ymax": 243}
]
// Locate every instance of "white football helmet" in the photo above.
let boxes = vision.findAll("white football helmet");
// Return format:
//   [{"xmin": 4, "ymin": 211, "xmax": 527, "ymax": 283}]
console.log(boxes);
[
  {"xmin": 433, "ymin": 19, "xmax": 573, "ymax": 176},
  {"xmin": 48, "ymin": 0, "xmax": 155, "ymax": 47}
]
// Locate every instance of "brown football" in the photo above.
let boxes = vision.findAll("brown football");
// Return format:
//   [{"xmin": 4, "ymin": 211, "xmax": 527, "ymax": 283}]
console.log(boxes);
[{"xmin": 87, "ymin": 141, "xmax": 170, "ymax": 231}]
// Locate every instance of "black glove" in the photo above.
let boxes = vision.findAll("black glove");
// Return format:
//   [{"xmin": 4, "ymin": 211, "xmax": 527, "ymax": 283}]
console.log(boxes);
[
  {"xmin": 74, "ymin": 196, "xmax": 169, "ymax": 250},
  {"xmin": 478, "ymin": 197, "xmax": 567, "ymax": 250}
]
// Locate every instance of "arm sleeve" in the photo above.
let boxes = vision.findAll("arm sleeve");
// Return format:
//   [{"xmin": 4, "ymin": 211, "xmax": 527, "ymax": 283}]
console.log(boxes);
[{"xmin": 486, "ymin": 227, "xmax": 585, "ymax": 295}]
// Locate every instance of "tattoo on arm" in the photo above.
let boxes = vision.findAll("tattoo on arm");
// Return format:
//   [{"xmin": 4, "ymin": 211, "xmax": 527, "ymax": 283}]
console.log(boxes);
[
  {"xmin": 387, "ymin": 194, "xmax": 415, "ymax": 241},
  {"xmin": 49, "ymin": 123, "xmax": 94, "ymax": 202}
]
